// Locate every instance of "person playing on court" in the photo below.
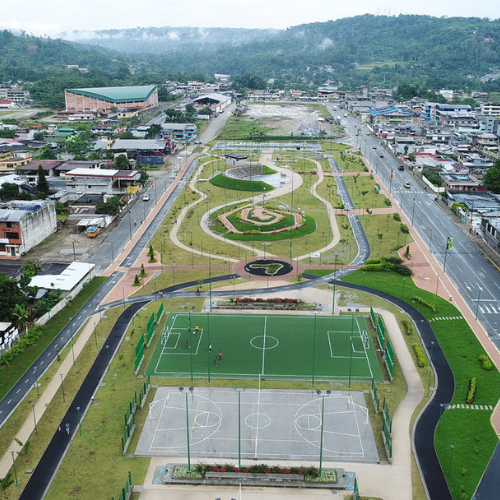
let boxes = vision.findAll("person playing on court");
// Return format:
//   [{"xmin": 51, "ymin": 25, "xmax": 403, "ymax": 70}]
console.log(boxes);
[
  {"xmin": 213, "ymin": 356, "xmax": 218, "ymax": 366},
  {"xmin": 208, "ymin": 343, "xmax": 212, "ymax": 352},
  {"xmin": 195, "ymin": 325, "xmax": 199, "ymax": 334},
  {"xmin": 219, "ymin": 351, "xmax": 223, "ymax": 361},
  {"xmin": 186, "ymin": 340, "xmax": 190, "ymax": 349}
]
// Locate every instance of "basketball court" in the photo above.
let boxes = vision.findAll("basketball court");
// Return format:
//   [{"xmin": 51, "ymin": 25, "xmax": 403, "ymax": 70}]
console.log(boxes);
[{"xmin": 135, "ymin": 387, "xmax": 379, "ymax": 462}]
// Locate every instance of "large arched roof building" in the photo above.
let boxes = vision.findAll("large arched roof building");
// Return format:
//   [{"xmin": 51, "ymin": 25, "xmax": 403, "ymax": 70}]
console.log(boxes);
[{"xmin": 65, "ymin": 85, "xmax": 158, "ymax": 114}]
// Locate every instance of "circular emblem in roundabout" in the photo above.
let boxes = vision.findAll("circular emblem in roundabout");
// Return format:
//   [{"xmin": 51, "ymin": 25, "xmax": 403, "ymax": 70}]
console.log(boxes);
[{"xmin": 243, "ymin": 259, "xmax": 293, "ymax": 277}]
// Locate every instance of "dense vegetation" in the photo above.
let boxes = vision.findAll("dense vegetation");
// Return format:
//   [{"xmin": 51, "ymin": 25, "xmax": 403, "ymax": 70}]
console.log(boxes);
[{"xmin": 3, "ymin": 15, "xmax": 500, "ymax": 107}]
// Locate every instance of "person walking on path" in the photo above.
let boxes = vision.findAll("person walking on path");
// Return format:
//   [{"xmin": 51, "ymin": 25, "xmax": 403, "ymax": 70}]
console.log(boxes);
[
  {"xmin": 219, "ymin": 351, "xmax": 223, "ymax": 362},
  {"xmin": 58, "ymin": 426, "xmax": 62, "ymax": 435},
  {"xmin": 65, "ymin": 423, "xmax": 70, "ymax": 435},
  {"xmin": 208, "ymin": 343, "xmax": 212, "ymax": 352}
]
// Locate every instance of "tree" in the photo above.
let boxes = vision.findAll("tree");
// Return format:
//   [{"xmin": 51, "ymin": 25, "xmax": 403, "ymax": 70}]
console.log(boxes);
[
  {"xmin": 0, "ymin": 472, "xmax": 14, "ymax": 496},
  {"xmin": 36, "ymin": 165, "xmax": 49, "ymax": 198},
  {"xmin": 185, "ymin": 104, "xmax": 195, "ymax": 116},
  {"xmin": 114, "ymin": 154, "xmax": 130, "ymax": 170},
  {"xmin": 33, "ymin": 132, "xmax": 45, "ymax": 141},
  {"xmin": 21, "ymin": 261, "xmax": 42, "ymax": 278},
  {"xmin": 0, "ymin": 273, "xmax": 29, "ymax": 322},
  {"xmin": 198, "ymin": 106, "xmax": 213, "ymax": 116},
  {"xmin": 484, "ymin": 160, "xmax": 500, "ymax": 193},
  {"xmin": 11, "ymin": 304, "xmax": 29, "ymax": 328},
  {"xmin": 36, "ymin": 145, "xmax": 56, "ymax": 160},
  {"xmin": 66, "ymin": 136, "xmax": 91, "ymax": 157},
  {"xmin": 145, "ymin": 124, "xmax": 162, "ymax": 139},
  {"xmin": 95, "ymin": 196, "xmax": 125, "ymax": 215},
  {"xmin": 0, "ymin": 182, "xmax": 20, "ymax": 201}
]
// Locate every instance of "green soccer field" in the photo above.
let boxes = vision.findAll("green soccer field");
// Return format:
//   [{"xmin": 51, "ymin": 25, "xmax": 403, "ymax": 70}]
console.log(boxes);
[{"xmin": 146, "ymin": 313, "xmax": 384, "ymax": 382}]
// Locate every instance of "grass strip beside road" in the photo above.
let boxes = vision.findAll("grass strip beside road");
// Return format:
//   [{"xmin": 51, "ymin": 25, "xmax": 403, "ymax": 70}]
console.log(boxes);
[{"xmin": 0, "ymin": 277, "xmax": 108, "ymax": 401}]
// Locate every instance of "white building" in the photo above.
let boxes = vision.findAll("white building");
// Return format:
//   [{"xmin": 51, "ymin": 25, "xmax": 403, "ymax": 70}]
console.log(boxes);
[{"xmin": 0, "ymin": 200, "xmax": 57, "ymax": 258}]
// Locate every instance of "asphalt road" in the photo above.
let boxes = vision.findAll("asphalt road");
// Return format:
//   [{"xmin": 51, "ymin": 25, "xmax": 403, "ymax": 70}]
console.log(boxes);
[{"xmin": 335, "ymin": 107, "xmax": 500, "ymax": 350}]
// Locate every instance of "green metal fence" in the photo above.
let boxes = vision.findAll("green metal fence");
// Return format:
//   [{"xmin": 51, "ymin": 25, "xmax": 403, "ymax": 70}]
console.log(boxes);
[
  {"xmin": 370, "ymin": 306, "xmax": 376, "ymax": 327},
  {"xmin": 134, "ymin": 334, "xmax": 145, "ymax": 372},
  {"xmin": 386, "ymin": 337, "xmax": 394, "ymax": 379},
  {"xmin": 116, "ymin": 471, "xmax": 132, "ymax": 500},
  {"xmin": 139, "ymin": 374, "xmax": 151, "ymax": 409},
  {"xmin": 157, "ymin": 302, "xmax": 164, "ymax": 323},
  {"xmin": 377, "ymin": 323, "xmax": 385, "ymax": 350},
  {"xmin": 371, "ymin": 378, "xmax": 379, "ymax": 413}
]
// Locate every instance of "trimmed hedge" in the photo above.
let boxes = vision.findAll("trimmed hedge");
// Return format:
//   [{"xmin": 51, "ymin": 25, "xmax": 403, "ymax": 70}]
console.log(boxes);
[
  {"xmin": 466, "ymin": 377, "xmax": 477, "ymax": 404},
  {"xmin": 402, "ymin": 319, "xmax": 414, "ymax": 336},
  {"xmin": 479, "ymin": 354, "xmax": 493, "ymax": 371},
  {"xmin": 411, "ymin": 296, "xmax": 437, "ymax": 312},
  {"xmin": 412, "ymin": 343, "xmax": 426, "ymax": 367}
]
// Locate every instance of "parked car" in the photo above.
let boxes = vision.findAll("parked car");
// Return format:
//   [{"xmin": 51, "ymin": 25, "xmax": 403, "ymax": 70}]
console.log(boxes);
[
  {"xmin": 143, "ymin": 194, "xmax": 150, "ymax": 201},
  {"xmin": 404, "ymin": 182, "xmax": 411, "ymax": 189}
]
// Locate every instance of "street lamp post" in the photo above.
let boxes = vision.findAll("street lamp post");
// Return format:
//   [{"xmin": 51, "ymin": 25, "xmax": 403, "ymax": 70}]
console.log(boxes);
[
  {"xmin": 128, "ymin": 211, "xmax": 132, "ymax": 240},
  {"xmin": 312, "ymin": 314, "xmax": 317, "ymax": 386},
  {"xmin": 427, "ymin": 341, "xmax": 435, "ymax": 397},
  {"xmin": 31, "ymin": 402, "xmax": 37, "ymax": 433},
  {"xmin": 179, "ymin": 387, "xmax": 194, "ymax": 472},
  {"xmin": 34, "ymin": 366, "xmax": 40, "ymax": 396},
  {"xmin": 402, "ymin": 278, "xmax": 406, "ymax": 300},
  {"xmin": 71, "ymin": 337, "xmax": 76, "ymax": 368},
  {"xmin": 411, "ymin": 197, "xmax": 416, "ymax": 226},
  {"xmin": 316, "ymin": 389, "xmax": 331, "ymax": 476},
  {"xmin": 94, "ymin": 322, "xmax": 98, "ymax": 348},
  {"xmin": 11, "ymin": 452, "xmax": 18, "ymax": 485},
  {"xmin": 448, "ymin": 445, "xmax": 455, "ymax": 475},
  {"xmin": 106, "ymin": 345, "xmax": 110, "ymax": 372},
  {"xmin": 233, "ymin": 386, "xmax": 247, "ymax": 469},
  {"xmin": 60, "ymin": 373, "xmax": 65, "ymax": 403},
  {"xmin": 77, "ymin": 406, "xmax": 82, "ymax": 438},
  {"xmin": 475, "ymin": 287, "xmax": 483, "ymax": 320}
]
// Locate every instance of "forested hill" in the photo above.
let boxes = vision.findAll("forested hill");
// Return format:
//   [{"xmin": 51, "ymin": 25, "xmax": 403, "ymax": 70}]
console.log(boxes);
[{"xmin": 60, "ymin": 15, "xmax": 500, "ymax": 90}]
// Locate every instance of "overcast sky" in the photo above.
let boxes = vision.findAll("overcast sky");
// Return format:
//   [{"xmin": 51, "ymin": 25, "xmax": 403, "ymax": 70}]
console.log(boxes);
[{"xmin": 1, "ymin": 0, "xmax": 498, "ymax": 36}]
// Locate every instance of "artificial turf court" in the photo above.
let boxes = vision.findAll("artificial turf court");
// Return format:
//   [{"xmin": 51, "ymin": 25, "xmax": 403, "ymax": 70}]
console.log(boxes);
[{"xmin": 146, "ymin": 313, "xmax": 383, "ymax": 382}]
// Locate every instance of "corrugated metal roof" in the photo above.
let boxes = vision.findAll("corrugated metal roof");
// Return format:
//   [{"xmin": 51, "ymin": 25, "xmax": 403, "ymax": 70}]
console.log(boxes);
[
  {"xmin": 111, "ymin": 139, "xmax": 168, "ymax": 150},
  {"xmin": 65, "ymin": 85, "xmax": 157, "ymax": 103}
]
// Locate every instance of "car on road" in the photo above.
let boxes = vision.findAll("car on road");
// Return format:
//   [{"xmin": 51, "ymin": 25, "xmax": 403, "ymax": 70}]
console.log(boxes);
[
  {"xmin": 398, "ymin": 165, "xmax": 405, "ymax": 171},
  {"xmin": 143, "ymin": 194, "xmax": 150, "ymax": 201},
  {"xmin": 372, "ymin": 146, "xmax": 377, "ymax": 149},
  {"xmin": 194, "ymin": 140, "xmax": 202, "ymax": 144},
  {"xmin": 366, "ymin": 132, "xmax": 371, "ymax": 135},
  {"xmin": 379, "ymin": 154, "xmax": 384, "ymax": 158},
  {"xmin": 404, "ymin": 182, "xmax": 411, "ymax": 189}
]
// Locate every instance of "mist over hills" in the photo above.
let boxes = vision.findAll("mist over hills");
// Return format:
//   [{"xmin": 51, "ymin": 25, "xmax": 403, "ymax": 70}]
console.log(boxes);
[{"xmin": 56, "ymin": 15, "xmax": 500, "ymax": 90}]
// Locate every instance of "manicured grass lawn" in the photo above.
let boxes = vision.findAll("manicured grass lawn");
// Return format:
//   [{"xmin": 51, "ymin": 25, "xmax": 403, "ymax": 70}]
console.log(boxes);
[
  {"xmin": 0, "ymin": 277, "xmax": 108, "ymax": 400},
  {"xmin": 331, "ymin": 152, "xmax": 368, "ymax": 173},
  {"xmin": 343, "ymin": 270, "xmax": 500, "ymax": 496},
  {"xmin": 320, "ymin": 141, "xmax": 352, "ymax": 151},
  {"xmin": 358, "ymin": 214, "xmax": 412, "ymax": 259},
  {"xmin": 210, "ymin": 173, "xmax": 274, "ymax": 192},
  {"xmin": 343, "ymin": 175, "xmax": 391, "ymax": 209}
]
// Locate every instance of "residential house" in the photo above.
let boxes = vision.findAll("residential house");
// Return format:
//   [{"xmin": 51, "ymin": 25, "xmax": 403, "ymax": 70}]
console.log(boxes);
[{"xmin": 440, "ymin": 172, "xmax": 484, "ymax": 192}]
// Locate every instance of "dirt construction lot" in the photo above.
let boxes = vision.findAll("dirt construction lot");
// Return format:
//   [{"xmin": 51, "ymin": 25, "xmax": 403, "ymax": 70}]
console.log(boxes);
[{"xmin": 246, "ymin": 103, "xmax": 331, "ymax": 137}]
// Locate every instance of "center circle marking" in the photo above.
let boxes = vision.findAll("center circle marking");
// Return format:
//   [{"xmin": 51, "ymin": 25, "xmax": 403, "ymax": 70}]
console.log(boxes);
[
  {"xmin": 245, "ymin": 412, "xmax": 271, "ymax": 429},
  {"xmin": 250, "ymin": 335, "xmax": 279, "ymax": 350}
]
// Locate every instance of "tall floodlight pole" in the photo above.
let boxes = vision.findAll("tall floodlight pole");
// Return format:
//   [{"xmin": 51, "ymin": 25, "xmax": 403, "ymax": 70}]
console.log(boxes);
[
  {"xmin": 233, "ymin": 386, "xmax": 247, "ymax": 469},
  {"xmin": 316, "ymin": 389, "xmax": 331, "ymax": 476}
]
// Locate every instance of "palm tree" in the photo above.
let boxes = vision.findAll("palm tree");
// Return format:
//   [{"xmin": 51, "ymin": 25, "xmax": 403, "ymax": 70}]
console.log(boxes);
[{"xmin": 12, "ymin": 304, "xmax": 29, "ymax": 330}]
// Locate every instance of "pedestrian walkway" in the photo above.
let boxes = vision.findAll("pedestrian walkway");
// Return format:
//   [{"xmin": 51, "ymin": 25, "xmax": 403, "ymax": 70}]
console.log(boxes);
[{"xmin": 0, "ymin": 314, "xmax": 100, "ymax": 478}]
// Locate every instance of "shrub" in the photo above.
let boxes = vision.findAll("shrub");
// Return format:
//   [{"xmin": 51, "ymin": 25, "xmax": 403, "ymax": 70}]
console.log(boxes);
[
  {"xmin": 384, "ymin": 198, "xmax": 392, "ymax": 207},
  {"xmin": 412, "ymin": 296, "xmax": 437, "ymax": 312},
  {"xmin": 132, "ymin": 275, "xmax": 141, "ymax": 286},
  {"xmin": 365, "ymin": 258, "xmax": 382, "ymax": 265},
  {"xmin": 402, "ymin": 319, "xmax": 413, "ymax": 336},
  {"xmin": 385, "ymin": 256, "xmax": 403, "ymax": 265},
  {"xmin": 412, "ymin": 343, "xmax": 426, "ymax": 367},
  {"xmin": 466, "ymin": 377, "xmax": 477, "ymax": 404},
  {"xmin": 393, "ymin": 213, "xmax": 401, "ymax": 221},
  {"xmin": 400, "ymin": 224, "xmax": 409, "ymax": 234},
  {"xmin": 360, "ymin": 262, "xmax": 393, "ymax": 272},
  {"xmin": 393, "ymin": 264, "xmax": 413, "ymax": 276},
  {"xmin": 479, "ymin": 354, "xmax": 493, "ymax": 371}
]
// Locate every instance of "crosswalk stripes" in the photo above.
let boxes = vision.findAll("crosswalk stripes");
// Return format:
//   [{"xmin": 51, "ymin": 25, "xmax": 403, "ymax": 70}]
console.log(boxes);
[
  {"xmin": 446, "ymin": 404, "xmax": 494, "ymax": 411},
  {"xmin": 478, "ymin": 305, "xmax": 500, "ymax": 314},
  {"xmin": 429, "ymin": 316, "xmax": 463, "ymax": 322}
]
